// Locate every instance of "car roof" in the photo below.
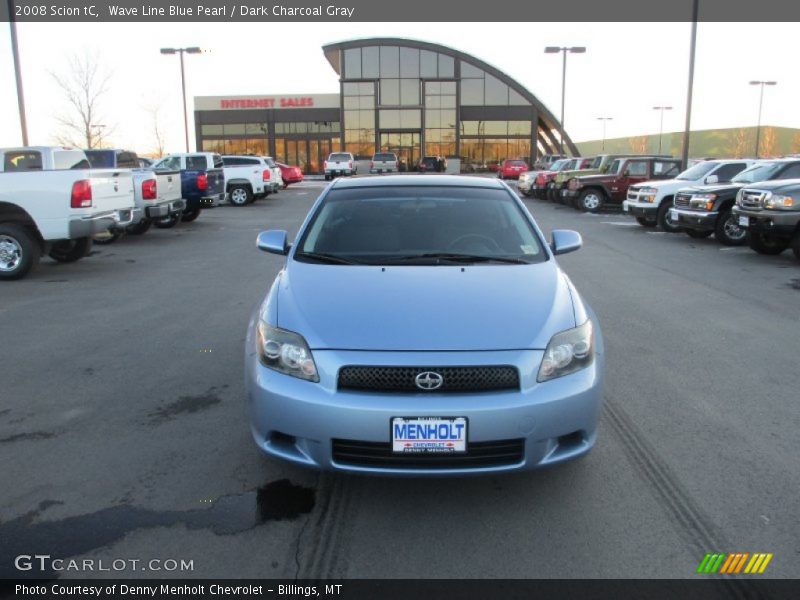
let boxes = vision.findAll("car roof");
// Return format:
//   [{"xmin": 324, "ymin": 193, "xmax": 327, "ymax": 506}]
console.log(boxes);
[{"xmin": 330, "ymin": 174, "xmax": 505, "ymax": 189}]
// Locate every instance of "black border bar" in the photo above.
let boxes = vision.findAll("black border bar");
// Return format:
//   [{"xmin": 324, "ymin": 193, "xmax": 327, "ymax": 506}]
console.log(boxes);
[{"xmin": 3, "ymin": 0, "xmax": 800, "ymax": 22}]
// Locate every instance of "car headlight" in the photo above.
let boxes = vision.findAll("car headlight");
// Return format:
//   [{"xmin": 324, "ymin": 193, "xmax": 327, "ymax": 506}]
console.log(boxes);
[
  {"xmin": 764, "ymin": 194, "xmax": 797, "ymax": 210},
  {"xmin": 537, "ymin": 320, "xmax": 594, "ymax": 383},
  {"xmin": 735, "ymin": 189, "xmax": 744, "ymax": 206},
  {"xmin": 638, "ymin": 187, "xmax": 658, "ymax": 203},
  {"xmin": 690, "ymin": 193, "xmax": 717, "ymax": 211},
  {"xmin": 256, "ymin": 322, "xmax": 319, "ymax": 382},
  {"xmin": 519, "ymin": 174, "xmax": 529, "ymax": 182}
]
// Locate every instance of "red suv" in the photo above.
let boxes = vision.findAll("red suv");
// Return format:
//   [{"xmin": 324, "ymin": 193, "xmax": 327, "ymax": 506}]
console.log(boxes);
[{"xmin": 499, "ymin": 159, "xmax": 529, "ymax": 180}]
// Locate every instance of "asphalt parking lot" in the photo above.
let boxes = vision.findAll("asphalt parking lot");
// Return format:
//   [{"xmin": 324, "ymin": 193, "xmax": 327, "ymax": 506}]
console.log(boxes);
[{"xmin": 2, "ymin": 178, "xmax": 799, "ymax": 580}]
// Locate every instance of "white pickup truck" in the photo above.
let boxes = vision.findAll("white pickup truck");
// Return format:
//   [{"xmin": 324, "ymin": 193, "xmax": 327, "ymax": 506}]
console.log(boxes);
[
  {"xmin": 623, "ymin": 159, "xmax": 755, "ymax": 231},
  {"xmin": 0, "ymin": 146, "xmax": 135, "ymax": 280},
  {"xmin": 221, "ymin": 155, "xmax": 275, "ymax": 205},
  {"xmin": 84, "ymin": 149, "xmax": 184, "ymax": 243},
  {"xmin": 324, "ymin": 152, "xmax": 356, "ymax": 180}
]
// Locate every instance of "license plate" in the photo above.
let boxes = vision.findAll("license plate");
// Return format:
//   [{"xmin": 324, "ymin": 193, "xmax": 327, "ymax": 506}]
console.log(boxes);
[
  {"xmin": 739, "ymin": 215, "xmax": 749, "ymax": 227},
  {"xmin": 622, "ymin": 201, "xmax": 629, "ymax": 212},
  {"xmin": 670, "ymin": 209, "xmax": 678, "ymax": 221},
  {"xmin": 548, "ymin": 182, "xmax": 555, "ymax": 188},
  {"xmin": 391, "ymin": 417, "xmax": 467, "ymax": 454}
]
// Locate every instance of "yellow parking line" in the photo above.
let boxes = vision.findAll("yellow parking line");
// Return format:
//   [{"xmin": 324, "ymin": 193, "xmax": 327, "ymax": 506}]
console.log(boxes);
[{"xmin": 758, "ymin": 553, "xmax": 773, "ymax": 574}]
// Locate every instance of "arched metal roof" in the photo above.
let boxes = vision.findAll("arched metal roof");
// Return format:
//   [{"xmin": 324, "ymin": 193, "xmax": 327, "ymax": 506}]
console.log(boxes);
[{"xmin": 322, "ymin": 37, "xmax": 579, "ymax": 156}]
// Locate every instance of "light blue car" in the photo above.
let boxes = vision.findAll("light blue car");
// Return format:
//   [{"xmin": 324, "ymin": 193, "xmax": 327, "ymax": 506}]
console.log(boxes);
[{"xmin": 245, "ymin": 175, "xmax": 604, "ymax": 475}]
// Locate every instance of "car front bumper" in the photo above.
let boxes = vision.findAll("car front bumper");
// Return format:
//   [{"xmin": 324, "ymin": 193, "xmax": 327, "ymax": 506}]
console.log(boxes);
[
  {"xmin": 672, "ymin": 207, "xmax": 717, "ymax": 231},
  {"xmin": 732, "ymin": 206, "xmax": 800, "ymax": 237},
  {"xmin": 245, "ymin": 336, "xmax": 605, "ymax": 476},
  {"xmin": 622, "ymin": 200, "xmax": 658, "ymax": 217}
]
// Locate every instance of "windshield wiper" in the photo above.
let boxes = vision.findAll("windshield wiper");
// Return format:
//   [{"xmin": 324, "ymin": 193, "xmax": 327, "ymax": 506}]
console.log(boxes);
[
  {"xmin": 386, "ymin": 253, "xmax": 530, "ymax": 265},
  {"xmin": 294, "ymin": 251, "xmax": 362, "ymax": 265}
]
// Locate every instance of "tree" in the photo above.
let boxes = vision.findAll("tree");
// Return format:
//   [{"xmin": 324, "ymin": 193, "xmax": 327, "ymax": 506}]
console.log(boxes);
[
  {"xmin": 629, "ymin": 135, "xmax": 649, "ymax": 154},
  {"xmin": 51, "ymin": 51, "xmax": 112, "ymax": 148},
  {"xmin": 759, "ymin": 126, "xmax": 777, "ymax": 158},
  {"xmin": 731, "ymin": 128, "xmax": 750, "ymax": 158},
  {"xmin": 143, "ymin": 102, "xmax": 167, "ymax": 158}
]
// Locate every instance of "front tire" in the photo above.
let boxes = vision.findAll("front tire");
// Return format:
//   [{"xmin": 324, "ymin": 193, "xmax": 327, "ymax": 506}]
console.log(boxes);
[
  {"xmin": 714, "ymin": 210, "xmax": 747, "ymax": 246},
  {"xmin": 0, "ymin": 224, "xmax": 40, "ymax": 280},
  {"xmin": 685, "ymin": 229, "xmax": 713, "ymax": 239},
  {"xmin": 229, "ymin": 185, "xmax": 252, "ymax": 206},
  {"xmin": 636, "ymin": 216, "xmax": 657, "ymax": 228},
  {"xmin": 747, "ymin": 231, "xmax": 789, "ymax": 255},
  {"xmin": 49, "ymin": 237, "xmax": 92, "ymax": 263},
  {"xmin": 579, "ymin": 189, "xmax": 605, "ymax": 212},
  {"xmin": 657, "ymin": 201, "xmax": 682, "ymax": 233}
]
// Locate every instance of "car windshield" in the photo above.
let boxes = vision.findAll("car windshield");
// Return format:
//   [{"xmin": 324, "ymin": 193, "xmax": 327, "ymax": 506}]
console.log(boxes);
[
  {"xmin": 676, "ymin": 161, "xmax": 717, "ymax": 180},
  {"xmin": 329, "ymin": 153, "xmax": 351, "ymax": 162},
  {"xmin": 84, "ymin": 150, "xmax": 114, "ymax": 168},
  {"xmin": 374, "ymin": 153, "xmax": 397, "ymax": 161},
  {"xmin": 295, "ymin": 186, "xmax": 546, "ymax": 266},
  {"xmin": 731, "ymin": 162, "xmax": 781, "ymax": 183},
  {"xmin": 508, "ymin": 160, "xmax": 526, "ymax": 166}
]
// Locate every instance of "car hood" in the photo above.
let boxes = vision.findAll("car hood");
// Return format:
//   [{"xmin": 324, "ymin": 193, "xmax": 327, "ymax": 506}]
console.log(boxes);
[
  {"xmin": 740, "ymin": 179, "xmax": 800, "ymax": 193},
  {"xmin": 678, "ymin": 182, "xmax": 745, "ymax": 195},
  {"xmin": 275, "ymin": 261, "xmax": 576, "ymax": 351}
]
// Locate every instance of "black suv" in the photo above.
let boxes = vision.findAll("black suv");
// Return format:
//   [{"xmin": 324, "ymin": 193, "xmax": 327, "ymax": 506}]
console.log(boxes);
[
  {"xmin": 733, "ymin": 178, "xmax": 800, "ymax": 261},
  {"xmin": 673, "ymin": 159, "xmax": 800, "ymax": 246}
]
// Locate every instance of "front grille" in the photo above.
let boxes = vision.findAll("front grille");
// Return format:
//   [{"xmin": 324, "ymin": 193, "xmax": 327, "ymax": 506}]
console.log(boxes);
[
  {"xmin": 740, "ymin": 190, "xmax": 766, "ymax": 210},
  {"xmin": 337, "ymin": 366, "xmax": 520, "ymax": 393},
  {"xmin": 627, "ymin": 189, "xmax": 639, "ymax": 201},
  {"xmin": 674, "ymin": 192, "xmax": 692, "ymax": 208},
  {"xmin": 332, "ymin": 438, "xmax": 525, "ymax": 469}
]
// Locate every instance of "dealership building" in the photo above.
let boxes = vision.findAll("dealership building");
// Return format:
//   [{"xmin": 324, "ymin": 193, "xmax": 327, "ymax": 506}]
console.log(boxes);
[{"xmin": 194, "ymin": 38, "xmax": 576, "ymax": 173}]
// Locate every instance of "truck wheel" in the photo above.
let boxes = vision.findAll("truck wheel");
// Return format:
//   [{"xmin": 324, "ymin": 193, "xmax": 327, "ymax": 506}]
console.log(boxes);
[
  {"xmin": 635, "ymin": 216, "xmax": 657, "ymax": 228},
  {"xmin": 0, "ymin": 224, "xmax": 40, "ymax": 280},
  {"xmin": 685, "ymin": 229, "xmax": 712, "ymax": 239},
  {"xmin": 579, "ymin": 189, "xmax": 605, "ymax": 212},
  {"xmin": 714, "ymin": 210, "xmax": 747, "ymax": 246},
  {"xmin": 154, "ymin": 213, "xmax": 180, "ymax": 229},
  {"xmin": 126, "ymin": 218, "xmax": 152, "ymax": 235},
  {"xmin": 657, "ymin": 201, "xmax": 682, "ymax": 233},
  {"xmin": 49, "ymin": 237, "xmax": 92, "ymax": 263},
  {"xmin": 181, "ymin": 208, "xmax": 201, "ymax": 223},
  {"xmin": 229, "ymin": 185, "xmax": 252, "ymax": 206},
  {"xmin": 747, "ymin": 231, "xmax": 789, "ymax": 255}
]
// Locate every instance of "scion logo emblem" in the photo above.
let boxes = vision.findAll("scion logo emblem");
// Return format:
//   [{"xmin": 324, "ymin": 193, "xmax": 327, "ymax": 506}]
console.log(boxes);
[{"xmin": 415, "ymin": 371, "xmax": 444, "ymax": 391}]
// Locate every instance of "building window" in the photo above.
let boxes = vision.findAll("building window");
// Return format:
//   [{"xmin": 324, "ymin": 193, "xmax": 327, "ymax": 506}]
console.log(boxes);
[
  {"xmin": 379, "ymin": 109, "xmax": 422, "ymax": 129},
  {"xmin": 460, "ymin": 121, "xmax": 531, "ymax": 136},
  {"xmin": 344, "ymin": 47, "xmax": 361, "ymax": 79},
  {"xmin": 424, "ymin": 81, "xmax": 457, "ymax": 157},
  {"xmin": 343, "ymin": 81, "xmax": 376, "ymax": 158},
  {"xmin": 380, "ymin": 46, "xmax": 399, "ymax": 78},
  {"xmin": 400, "ymin": 47, "xmax": 420, "ymax": 78},
  {"xmin": 460, "ymin": 138, "xmax": 531, "ymax": 164},
  {"xmin": 361, "ymin": 46, "xmax": 379, "ymax": 78}
]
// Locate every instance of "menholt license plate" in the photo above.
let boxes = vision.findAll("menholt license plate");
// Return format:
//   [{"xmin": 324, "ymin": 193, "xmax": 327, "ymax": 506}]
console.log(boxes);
[{"xmin": 392, "ymin": 417, "xmax": 467, "ymax": 454}]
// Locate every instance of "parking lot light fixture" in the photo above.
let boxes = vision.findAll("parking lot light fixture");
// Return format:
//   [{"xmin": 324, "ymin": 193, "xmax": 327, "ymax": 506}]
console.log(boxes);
[
  {"xmin": 652, "ymin": 106, "xmax": 673, "ymax": 154},
  {"xmin": 544, "ymin": 46, "xmax": 586, "ymax": 155},
  {"xmin": 596, "ymin": 117, "xmax": 613, "ymax": 151},
  {"xmin": 160, "ymin": 46, "xmax": 208, "ymax": 152},
  {"xmin": 749, "ymin": 81, "xmax": 777, "ymax": 158}
]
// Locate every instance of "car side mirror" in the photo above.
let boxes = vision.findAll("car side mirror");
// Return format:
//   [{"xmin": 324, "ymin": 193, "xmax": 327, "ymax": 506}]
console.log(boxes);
[
  {"xmin": 257, "ymin": 230, "xmax": 290, "ymax": 255},
  {"xmin": 551, "ymin": 230, "xmax": 582, "ymax": 256},
  {"xmin": 704, "ymin": 174, "xmax": 719, "ymax": 184}
]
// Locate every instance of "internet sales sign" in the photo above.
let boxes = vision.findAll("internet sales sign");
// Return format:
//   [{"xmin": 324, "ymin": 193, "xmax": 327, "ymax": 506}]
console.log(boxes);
[{"xmin": 220, "ymin": 97, "xmax": 315, "ymax": 109}]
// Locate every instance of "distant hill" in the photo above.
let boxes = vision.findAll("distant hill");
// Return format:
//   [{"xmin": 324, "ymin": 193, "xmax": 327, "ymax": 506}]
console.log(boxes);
[{"xmin": 575, "ymin": 126, "xmax": 800, "ymax": 158}]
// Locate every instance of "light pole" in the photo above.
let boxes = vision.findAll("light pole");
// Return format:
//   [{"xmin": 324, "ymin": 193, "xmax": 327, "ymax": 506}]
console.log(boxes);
[
  {"xmin": 749, "ymin": 80, "xmax": 777, "ymax": 158},
  {"xmin": 160, "ymin": 47, "xmax": 205, "ymax": 152},
  {"xmin": 544, "ymin": 46, "xmax": 586, "ymax": 155},
  {"xmin": 597, "ymin": 117, "xmax": 612, "ymax": 151},
  {"xmin": 8, "ymin": 0, "xmax": 29, "ymax": 145},
  {"xmin": 652, "ymin": 106, "xmax": 673, "ymax": 154}
]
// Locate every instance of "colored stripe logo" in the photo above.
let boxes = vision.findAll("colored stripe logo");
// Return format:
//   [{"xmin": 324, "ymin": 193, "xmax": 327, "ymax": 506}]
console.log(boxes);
[{"xmin": 697, "ymin": 552, "xmax": 773, "ymax": 574}]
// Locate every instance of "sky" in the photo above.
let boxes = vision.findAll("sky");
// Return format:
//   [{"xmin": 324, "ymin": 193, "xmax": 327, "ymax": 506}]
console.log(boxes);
[{"xmin": 0, "ymin": 21, "xmax": 795, "ymax": 153}]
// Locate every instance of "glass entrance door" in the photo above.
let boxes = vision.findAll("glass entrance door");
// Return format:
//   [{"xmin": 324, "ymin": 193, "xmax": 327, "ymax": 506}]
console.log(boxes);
[
  {"xmin": 276, "ymin": 138, "xmax": 334, "ymax": 174},
  {"xmin": 380, "ymin": 132, "xmax": 420, "ymax": 171}
]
